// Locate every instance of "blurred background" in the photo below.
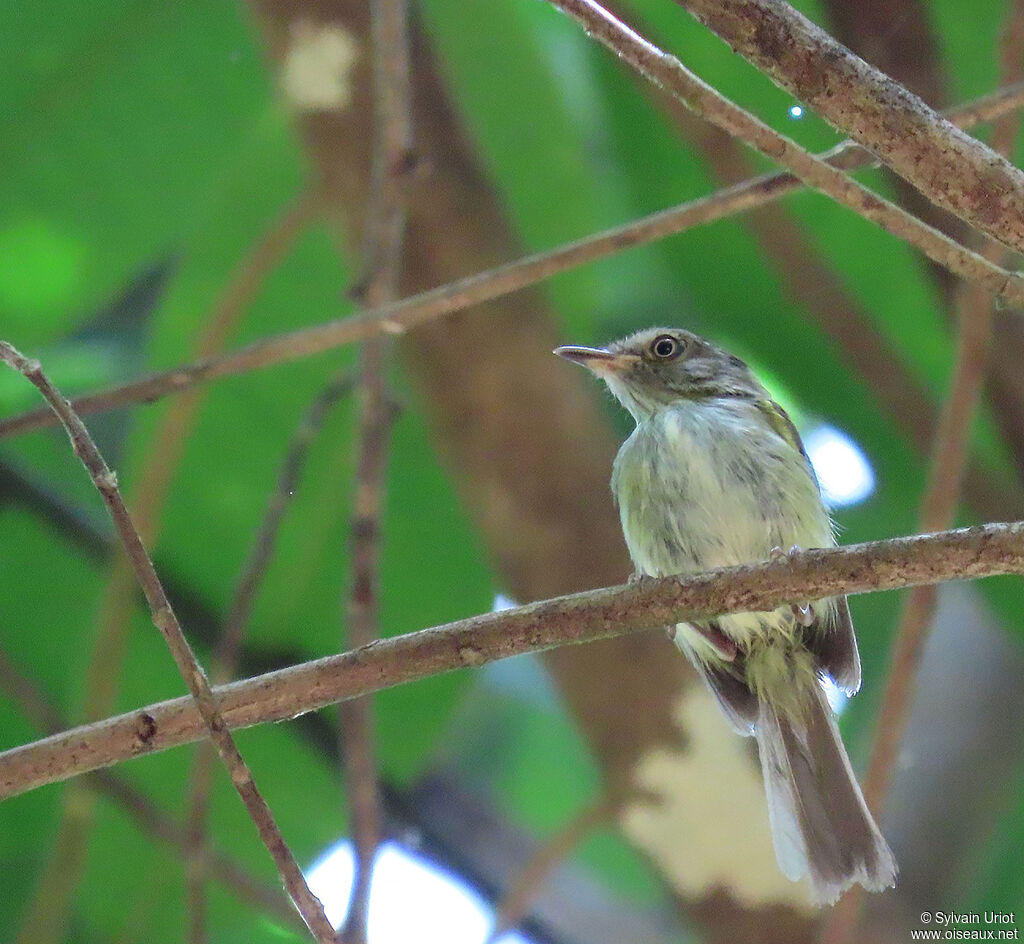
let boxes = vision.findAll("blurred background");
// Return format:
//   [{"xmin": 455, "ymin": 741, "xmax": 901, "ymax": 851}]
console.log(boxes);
[{"xmin": 1, "ymin": 0, "xmax": 1023, "ymax": 941}]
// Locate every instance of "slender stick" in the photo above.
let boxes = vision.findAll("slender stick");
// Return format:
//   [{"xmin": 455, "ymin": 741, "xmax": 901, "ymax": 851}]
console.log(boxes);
[
  {"xmin": 2, "ymin": 522, "xmax": 1022, "ymax": 802},
  {"xmin": 487, "ymin": 798, "xmax": 613, "ymax": 942},
  {"xmin": 183, "ymin": 374, "xmax": 352, "ymax": 944},
  {"xmin": 0, "ymin": 649, "xmax": 306, "ymax": 933},
  {"xmin": 867, "ymin": 0, "xmax": 1024, "ymax": 858},
  {"xmin": 338, "ymin": 0, "xmax": 413, "ymax": 938},
  {"xmin": 0, "ymin": 342, "xmax": 338, "ymax": 944},
  {"xmin": 546, "ymin": 0, "xmax": 1024, "ymax": 301},
  {"xmin": 821, "ymin": 4, "xmax": 1024, "ymax": 941},
  {"xmin": 338, "ymin": 351, "xmax": 393, "ymax": 941},
  {"xmin": 224, "ymin": 374, "xmax": 355, "ymax": 667},
  {"xmin": 862, "ymin": 279, "xmax": 1009, "ymax": 815},
  {"xmin": 674, "ymin": 0, "xmax": 1024, "ymax": 254},
  {"xmin": 612, "ymin": 0, "xmax": 969, "ymax": 510},
  {"xmin": 10, "ymin": 193, "xmax": 316, "ymax": 944},
  {"xmin": 3, "ymin": 82, "xmax": 1024, "ymax": 442}
]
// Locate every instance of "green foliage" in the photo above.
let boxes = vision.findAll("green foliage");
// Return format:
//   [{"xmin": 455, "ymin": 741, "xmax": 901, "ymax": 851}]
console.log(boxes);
[{"xmin": 2, "ymin": 0, "xmax": 1024, "ymax": 939}]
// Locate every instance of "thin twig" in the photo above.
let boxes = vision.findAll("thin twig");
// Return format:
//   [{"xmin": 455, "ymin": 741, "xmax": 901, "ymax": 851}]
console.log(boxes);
[
  {"xmin": 0, "ymin": 648, "xmax": 305, "ymax": 933},
  {"xmin": 2, "ymin": 82, "xmax": 1024, "ymax": 441},
  {"xmin": 547, "ymin": 0, "xmax": 1024, "ymax": 301},
  {"xmin": 183, "ymin": 373, "xmax": 352, "ymax": 944},
  {"xmin": 338, "ymin": 352, "xmax": 393, "ymax": 941},
  {"xmin": 16, "ymin": 191, "xmax": 314, "ymax": 939},
  {"xmin": 487, "ymin": 798, "xmax": 614, "ymax": 942},
  {"xmin": 674, "ymin": 0, "xmax": 1024, "ymax": 254},
  {"xmin": 90, "ymin": 189, "xmax": 315, "ymax": 719},
  {"xmin": 0, "ymin": 342, "xmax": 338, "ymax": 944},
  {"xmin": 223, "ymin": 374, "xmax": 355, "ymax": 666},
  {"xmin": 862, "ymin": 289, "xmax": 1006, "ymax": 811},
  {"xmin": 821, "ymin": 4, "xmax": 1024, "ymax": 941},
  {"xmin": 86, "ymin": 190, "xmax": 315, "ymax": 721},
  {"xmin": 2, "ymin": 522, "xmax": 1023, "ymax": 801},
  {"xmin": 870, "ymin": 0, "xmax": 1024, "ymax": 851},
  {"xmin": 613, "ymin": 0, "xmax": 963, "ymax": 505},
  {"xmin": 338, "ymin": 0, "xmax": 412, "ymax": 937},
  {"xmin": 20, "ymin": 191, "xmax": 316, "ymax": 944}
]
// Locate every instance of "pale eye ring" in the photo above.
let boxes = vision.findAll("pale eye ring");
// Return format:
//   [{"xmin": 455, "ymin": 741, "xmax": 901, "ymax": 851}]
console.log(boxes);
[{"xmin": 651, "ymin": 335, "xmax": 681, "ymax": 358}]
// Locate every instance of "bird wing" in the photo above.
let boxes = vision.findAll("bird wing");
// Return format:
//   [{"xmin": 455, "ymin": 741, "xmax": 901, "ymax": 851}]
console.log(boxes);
[
  {"xmin": 754, "ymin": 399, "xmax": 862, "ymax": 692},
  {"xmin": 753, "ymin": 397, "xmax": 820, "ymax": 488}
]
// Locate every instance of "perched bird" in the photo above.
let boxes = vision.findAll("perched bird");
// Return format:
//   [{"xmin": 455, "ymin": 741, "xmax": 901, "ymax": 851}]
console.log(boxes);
[{"xmin": 555, "ymin": 326, "xmax": 896, "ymax": 905}]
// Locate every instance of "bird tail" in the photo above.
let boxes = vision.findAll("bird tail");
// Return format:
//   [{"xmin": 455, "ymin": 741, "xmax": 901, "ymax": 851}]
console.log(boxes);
[{"xmin": 754, "ymin": 681, "xmax": 897, "ymax": 905}]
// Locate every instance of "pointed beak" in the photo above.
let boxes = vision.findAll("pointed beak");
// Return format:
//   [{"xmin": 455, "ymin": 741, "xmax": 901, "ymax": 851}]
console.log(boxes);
[{"xmin": 553, "ymin": 345, "xmax": 636, "ymax": 375}]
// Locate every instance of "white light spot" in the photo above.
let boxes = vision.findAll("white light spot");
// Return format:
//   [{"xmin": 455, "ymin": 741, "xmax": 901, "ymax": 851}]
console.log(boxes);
[
  {"xmin": 821, "ymin": 676, "xmax": 850, "ymax": 715},
  {"xmin": 618, "ymin": 687, "xmax": 814, "ymax": 909},
  {"xmin": 492, "ymin": 593, "xmax": 518, "ymax": 612},
  {"xmin": 788, "ymin": 104, "xmax": 805, "ymax": 119},
  {"xmin": 282, "ymin": 20, "xmax": 359, "ymax": 112},
  {"xmin": 307, "ymin": 840, "xmax": 532, "ymax": 942},
  {"xmin": 803, "ymin": 424, "xmax": 875, "ymax": 508}
]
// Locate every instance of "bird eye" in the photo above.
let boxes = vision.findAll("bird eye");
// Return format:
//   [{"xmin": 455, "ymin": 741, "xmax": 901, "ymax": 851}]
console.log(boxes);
[{"xmin": 651, "ymin": 335, "xmax": 681, "ymax": 358}]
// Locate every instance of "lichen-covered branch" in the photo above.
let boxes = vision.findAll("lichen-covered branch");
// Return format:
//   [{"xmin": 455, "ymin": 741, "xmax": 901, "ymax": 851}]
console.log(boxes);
[
  {"xmin": 0, "ymin": 648, "xmax": 305, "ymax": 934},
  {"xmin": 823, "ymin": 4, "xmax": 1024, "ymax": 940},
  {"xmin": 0, "ymin": 341, "xmax": 338, "ymax": 944},
  {"xmin": 1, "ymin": 521, "xmax": 1022, "ymax": 802},
  {"xmin": 339, "ymin": 0, "xmax": 413, "ymax": 938},
  {"xmin": 545, "ymin": 0, "xmax": 1024, "ymax": 298},
  {"xmin": 2, "ymin": 82, "xmax": 1023, "ymax": 441},
  {"xmin": 675, "ymin": 0, "xmax": 1024, "ymax": 253}
]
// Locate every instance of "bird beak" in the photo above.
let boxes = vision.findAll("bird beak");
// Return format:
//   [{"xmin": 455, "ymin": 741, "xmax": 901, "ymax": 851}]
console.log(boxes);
[{"xmin": 553, "ymin": 345, "xmax": 636, "ymax": 375}]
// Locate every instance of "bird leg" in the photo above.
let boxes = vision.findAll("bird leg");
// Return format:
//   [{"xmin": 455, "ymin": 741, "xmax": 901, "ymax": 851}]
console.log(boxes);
[
  {"xmin": 628, "ymin": 570, "xmax": 656, "ymax": 586},
  {"xmin": 769, "ymin": 545, "xmax": 816, "ymax": 627},
  {"xmin": 699, "ymin": 622, "xmax": 739, "ymax": 660},
  {"xmin": 668, "ymin": 621, "xmax": 738, "ymax": 661},
  {"xmin": 638, "ymin": 570, "xmax": 739, "ymax": 659}
]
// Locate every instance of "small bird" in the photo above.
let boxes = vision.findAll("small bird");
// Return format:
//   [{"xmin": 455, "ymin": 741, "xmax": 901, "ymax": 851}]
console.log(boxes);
[{"xmin": 555, "ymin": 327, "xmax": 896, "ymax": 905}]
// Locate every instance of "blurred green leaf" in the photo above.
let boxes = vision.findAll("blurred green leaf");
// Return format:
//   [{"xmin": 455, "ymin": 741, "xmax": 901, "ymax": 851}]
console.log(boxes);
[{"xmin": 3, "ymin": 0, "xmax": 1024, "ymax": 937}]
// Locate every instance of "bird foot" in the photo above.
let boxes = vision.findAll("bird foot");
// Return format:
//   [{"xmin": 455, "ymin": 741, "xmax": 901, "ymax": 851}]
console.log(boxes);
[
  {"xmin": 769, "ymin": 546, "xmax": 815, "ymax": 626},
  {"xmin": 666, "ymin": 622, "xmax": 738, "ymax": 661},
  {"xmin": 791, "ymin": 602, "xmax": 815, "ymax": 627},
  {"xmin": 694, "ymin": 623, "xmax": 739, "ymax": 661},
  {"xmin": 703, "ymin": 624, "xmax": 739, "ymax": 661},
  {"xmin": 628, "ymin": 570, "xmax": 657, "ymax": 586},
  {"xmin": 769, "ymin": 544, "xmax": 805, "ymax": 561}
]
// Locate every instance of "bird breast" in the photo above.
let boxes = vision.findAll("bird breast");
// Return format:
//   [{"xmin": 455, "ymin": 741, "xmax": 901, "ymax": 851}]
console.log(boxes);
[{"xmin": 611, "ymin": 399, "xmax": 834, "ymax": 579}]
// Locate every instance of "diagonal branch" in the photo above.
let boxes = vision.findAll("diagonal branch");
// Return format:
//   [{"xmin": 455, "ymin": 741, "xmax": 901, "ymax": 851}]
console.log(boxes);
[
  {"xmin": 1, "ymin": 521, "xmax": 1022, "ymax": 802},
  {"xmin": 2, "ymin": 82, "xmax": 1024, "ymax": 441},
  {"xmin": 546, "ymin": 0, "xmax": 1023, "ymax": 299},
  {"xmin": 864, "ymin": 38, "xmax": 1024, "ymax": 822},
  {"xmin": 819, "ymin": 0, "xmax": 965, "ymax": 308},
  {"xmin": 0, "ymin": 648, "xmax": 306, "ymax": 934},
  {"xmin": 183, "ymin": 373, "xmax": 352, "ymax": 944},
  {"xmin": 674, "ymin": 0, "xmax": 1024, "ymax": 254},
  {"xmin": 487, "ymin": 797, "xmax": 614, "ymax": 942},
  {"xmin": 0, "ymin": 341, "xmax": 338, "ymax": 944},
  {"xmin": 339, "ymin": 0, "xmax": 413, "ymax": 938},
  {"xmin": 603, "ymin": 0, "xmax": 1016, "ymax": 526},
  {"xmin": 823, "ymin": 4, "xmax": 1024, "ymax": 940},
  {"xmin": 11, "ymin": 192, "xmax": 316, "ymax": 944}
]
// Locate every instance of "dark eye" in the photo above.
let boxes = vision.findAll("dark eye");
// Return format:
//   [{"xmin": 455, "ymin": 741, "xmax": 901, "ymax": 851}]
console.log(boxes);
[{"xmin": 651, "ymin": 335, "xmax": 682, "ymax": 358}]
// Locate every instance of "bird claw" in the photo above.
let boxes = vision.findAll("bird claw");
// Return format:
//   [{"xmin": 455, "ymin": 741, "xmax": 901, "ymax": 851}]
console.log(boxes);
[
  {"xmin": 695, "ymin": 623, "xmax": 739, "ymax": 661},
  {"xmin": 792, "ymin": 602, "xmax": 815, "ymax": 627},
  {"xmin": 769, "ymin": 547, "xmax": 815, "ymax": 626},
  {"xmin": 770, "ymin": 544, "xmax": 805, "ymax": 561},
  {"xmin": 629, "ymin": 571, "xmax": 656, "ymax": 586},
  {"xmin": 665, "ymin": 622, "xmax": 737, "ymax": 661}
]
